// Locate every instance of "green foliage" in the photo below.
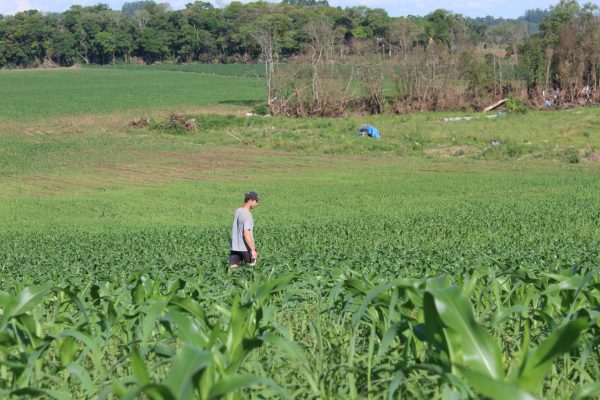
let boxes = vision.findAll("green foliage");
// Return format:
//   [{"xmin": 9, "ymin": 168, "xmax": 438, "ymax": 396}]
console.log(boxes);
[
  {"xmin": 424, "ymin": 9, "xmax": 468, "ymax": 48},
  {"xmin": 149, "ymin": 113, "xmax": 197, "ymax": 135},
  {"xmin": 515, "ymin": 317, "xmax": 589, "ymax": 394},
  {"xmin": 424, "ymin": 277, "xmax": 504, "ymax": 379},
  {"xmin": 562, "ymin": 147, "xmax": 580, "ymax": 163},
  {"xmin": 0, "ymin": 272, "xmax": 293, "ymax": 398},
  {"xmin": 193, "ymin": 114, "xmax": 269, "ymax": 131},
  {"xmin": 516, "ymin": 34, "xmax": 547, "ymax": 89},
  {"xmin": 459, "ymin": 52, "xmax": 493, "ymax": 95},
  {"xmin": 540, "ymin": 0, "xmax": 580, "ymax": 45},
  {"xmin": 0, "ymin": 244, "xmax": 596, "ymax": 398},
  {"xmin": 281, "ymin": 0, "xmax": 329, "ymax": 7},
  {"xmin": 251, "ymin": 103, "xmax": 269, "ymax": 116},
  {"xmin": 121, "ymin": 1, "xmax": 156, "ymax": 19},
  {"xmin": 506, "ymin": 96, "xmax": 528, "ymax": 113},
  {"xmin": 480, "ymin": 142, "xmax": 537, "ymax": 160},
  {"xmin": 346, "ymin": 267, "xmax": 598, "ymax": 399},
  {"xmin": 0, "ymin": 0, "xmax": 556, "ymax": 69}
]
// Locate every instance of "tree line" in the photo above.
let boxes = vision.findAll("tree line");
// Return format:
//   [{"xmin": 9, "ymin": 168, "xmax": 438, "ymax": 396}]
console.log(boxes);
[
  {"xmin": 0, "ymin": 0, "xmax": 544, "ymax": 67},
  {"xmin": 0, "ymin": 0, "xmax": 598, "ymax": 112}
]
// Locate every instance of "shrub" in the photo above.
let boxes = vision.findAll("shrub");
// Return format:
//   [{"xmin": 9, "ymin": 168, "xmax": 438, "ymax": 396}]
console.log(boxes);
[
  {"xmin": 481, "ymin": 142, "xmax": 534, "ymax": 160},
  {"xmin": 505, "ymin": 96, "xmax": 528, "ymax": 113},
  {"xmin": 562, "ymin": 147, "xmax": 580, "ymax": 163},
  {"xmin": 195, "ymin": 114, "xmax": 268, "ymax": 130},
  {"xmin": 252, "ymin": 103, "xmax": 270, "ymax": 116},
  {"xmin": 149, "ymin": 113, "xmax": 197, "ymax": 135}
]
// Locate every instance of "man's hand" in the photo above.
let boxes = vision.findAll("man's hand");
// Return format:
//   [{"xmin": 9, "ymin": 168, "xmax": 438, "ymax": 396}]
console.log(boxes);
[{"xmin": 251, "ymin": 249, "xmax": 258, "ymax": 260}]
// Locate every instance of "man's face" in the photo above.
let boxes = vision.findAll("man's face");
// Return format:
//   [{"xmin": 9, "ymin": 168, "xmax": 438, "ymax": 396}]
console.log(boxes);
[{"xmin": 249, "ymin": 199, "xmax": 259, "ymax": 209}]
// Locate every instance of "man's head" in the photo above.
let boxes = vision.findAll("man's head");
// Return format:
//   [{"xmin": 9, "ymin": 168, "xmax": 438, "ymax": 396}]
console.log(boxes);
[{"xmin": 244, "ymin": 191, "xmax": 260, "ymax": 208}]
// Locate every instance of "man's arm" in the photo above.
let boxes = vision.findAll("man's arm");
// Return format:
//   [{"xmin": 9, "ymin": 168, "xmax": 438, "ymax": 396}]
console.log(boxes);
[{"xmin": 243, "ymin": 229, "xmax": 257, "ymax": 259}]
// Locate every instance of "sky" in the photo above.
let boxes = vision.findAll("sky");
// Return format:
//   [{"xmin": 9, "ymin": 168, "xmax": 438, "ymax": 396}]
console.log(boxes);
[{"xmin": 1, "ymin": 0, "xmax": 599, "ymax": 19}]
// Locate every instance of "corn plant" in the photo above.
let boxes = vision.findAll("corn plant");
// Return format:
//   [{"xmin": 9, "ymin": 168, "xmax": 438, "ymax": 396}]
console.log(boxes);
[
  {"xmin": 0, "ymin": 274, "xmax": 296, "ymax": 399},
  {"xmin": 343, "ymin": 267, "xmax": 599, "ymax": 399}
]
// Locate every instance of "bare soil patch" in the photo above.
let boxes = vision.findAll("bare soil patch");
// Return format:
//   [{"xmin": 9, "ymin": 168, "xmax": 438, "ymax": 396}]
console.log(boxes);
[
  {"xmin": 13, "ymin": 147, "xmax": 280, "ymax": 196},
  {"xmin": 424, "ymin": 145, "xmax": 482, "ymax": 158},
  {"xmin": 582, "ymin": 152, "xmax": 600, "ymax": 164},
  {"xmin": 0, "ymin": 105, "xmax": 252, "ymax": 137},
  {"xmin": 0, "ymin": 65, "xmax": 81, "ymax": 73},
  {"xmin": 8, "ymin": 145, "xmax": 351, "ymax": 198}
]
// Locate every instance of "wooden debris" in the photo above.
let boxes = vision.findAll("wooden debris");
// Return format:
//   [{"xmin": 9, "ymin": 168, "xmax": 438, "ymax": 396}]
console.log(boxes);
[
  {"xmin": 483, "ymin": 98, "xmax": 508, "ymax": 112},
  {"xmin": 130, "ymin": 118, "xmax": 149, "ymax": 128}
]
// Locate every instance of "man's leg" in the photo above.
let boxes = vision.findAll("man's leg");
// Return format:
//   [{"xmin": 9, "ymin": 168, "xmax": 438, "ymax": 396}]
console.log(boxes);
[
  {"xmin": 229, "ymin": 252, "xmax": 242, "ymax": 269},
  {"xmin": 241, "ymin": 251, "xmax": 253, "ymax": 266}
]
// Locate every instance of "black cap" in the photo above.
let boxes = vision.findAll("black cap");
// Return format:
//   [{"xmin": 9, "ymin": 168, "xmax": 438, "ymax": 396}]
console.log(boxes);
[{"xmin": 244, "ymin": 191, "xmax": 260, "ymax": 202}]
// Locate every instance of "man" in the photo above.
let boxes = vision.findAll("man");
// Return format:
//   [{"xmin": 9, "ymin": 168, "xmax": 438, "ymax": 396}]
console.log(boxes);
[{"xmin": 229, "ymin": 191, "xmax": 259, "ymax": 269}]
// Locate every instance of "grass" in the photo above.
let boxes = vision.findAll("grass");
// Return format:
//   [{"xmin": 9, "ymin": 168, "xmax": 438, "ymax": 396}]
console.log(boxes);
[
  {"xmin": 192, "ymin": 110, "xmax": 599, "ymax": 159},
  {"xmin": 1, "ymin": 151, "xmax": 597, "ymax": 231}
]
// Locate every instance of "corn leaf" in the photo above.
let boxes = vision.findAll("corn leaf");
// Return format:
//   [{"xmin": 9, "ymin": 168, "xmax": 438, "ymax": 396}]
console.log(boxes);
[
  {"xmin": 424, "ymin": 285, "xmax": 504, "ymax": 380},
  {"xmin": 207, "ymin": 374, "xmax": 290, "ymax": 399},
  {"xmin": 10, "ymin": 388, "xmax": 71, "ymax": 400},
  {"xmin": 458, "ymin": 367, "xmax": 535, "ymax": 400},
  {"xmin": 515, "ymin": 317, "xmax": 589, "ymax": 393},
  {"xmin": 131, "ymin": 348, "xmax": 151, "ymax": 385},
  {"xmin": 0, "ymin": 284, "xmax": 52, "ymax": 330},
  {"xmin": 165, "ymin": 344, "xmax": 212, "ymax": 400},
  {"xmin": 571, "ymin": 381, "xmax": 600, "ymax": 400}
]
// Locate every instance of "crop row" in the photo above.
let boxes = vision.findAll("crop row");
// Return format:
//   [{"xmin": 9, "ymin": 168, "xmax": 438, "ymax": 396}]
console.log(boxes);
[{"xmin": 0, "ymin": 263, "xmax": 597, "ymax": 399}]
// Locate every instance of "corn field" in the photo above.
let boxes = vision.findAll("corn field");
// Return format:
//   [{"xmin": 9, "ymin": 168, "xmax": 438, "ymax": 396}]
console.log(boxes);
[{"xmin": 0, "ymin": 208, "xmax": 598, "ymax": 399}]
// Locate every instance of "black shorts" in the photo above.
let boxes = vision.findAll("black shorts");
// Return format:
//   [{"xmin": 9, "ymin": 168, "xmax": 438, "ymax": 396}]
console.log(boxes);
[{"xmin": 229, "ymin": 250, "xmax": 256, "ymax": 265}]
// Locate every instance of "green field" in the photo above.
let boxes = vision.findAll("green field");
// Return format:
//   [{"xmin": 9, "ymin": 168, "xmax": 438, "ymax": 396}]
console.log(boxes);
[
  {"xmin": 0, "ymin": 66, "xmax": 264, "ymax": 121},
  {"xmin": 0, "ymin": 67, "xmax": 598, "ymax": 399}
]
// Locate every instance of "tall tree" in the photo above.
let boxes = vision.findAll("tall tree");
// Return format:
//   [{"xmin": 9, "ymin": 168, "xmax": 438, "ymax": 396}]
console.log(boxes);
[{"xmin": 122, "ymin": 1, "xmax": 156, "ymax": 19}]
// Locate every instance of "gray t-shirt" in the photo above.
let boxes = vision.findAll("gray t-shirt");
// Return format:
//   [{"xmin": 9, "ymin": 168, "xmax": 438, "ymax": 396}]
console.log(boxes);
[{"xmin": 231, "ymin": 207, "xmax": 254, "ymax": 251}]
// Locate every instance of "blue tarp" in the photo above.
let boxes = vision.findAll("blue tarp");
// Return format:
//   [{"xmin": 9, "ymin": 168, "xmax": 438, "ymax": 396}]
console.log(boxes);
[{"xmin": 357, "ymin": 125, "xmax": 381, "ymax": 139}]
